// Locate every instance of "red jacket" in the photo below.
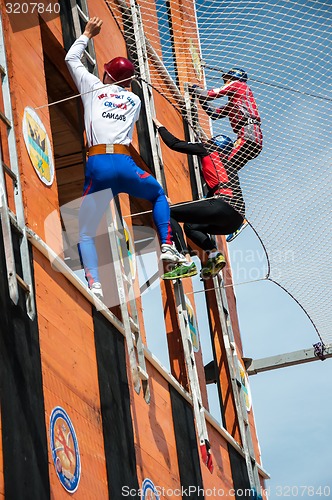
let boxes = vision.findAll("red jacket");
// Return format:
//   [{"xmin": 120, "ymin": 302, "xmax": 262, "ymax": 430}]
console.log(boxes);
[
  {"xmin": 208, "ymin": 80, "xmax": 262, "ymax": 145},
  {"xmin": 157, "ymin": 126, "xmax": 245, "ymax": 215}
]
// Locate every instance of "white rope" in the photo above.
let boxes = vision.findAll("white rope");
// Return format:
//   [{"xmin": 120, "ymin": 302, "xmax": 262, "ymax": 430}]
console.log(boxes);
[
  {"xmin": 185, "ymin": 276, "xmax": 269, "ymax": 297},
  {"xmin": 34, "ymin": 75, "xmax": 136, "ymax": 110},
  {"xmin": 122, "ymin": 196, "xmax": 233, "ymax": 219}
]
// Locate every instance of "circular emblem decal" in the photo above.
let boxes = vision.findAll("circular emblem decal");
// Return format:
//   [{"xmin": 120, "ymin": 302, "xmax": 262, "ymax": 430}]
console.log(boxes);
[
  {"xmin": 185, "ymin": 294, "xmax": 200, "ymax": 352},
  {"xmin": 189, "ymin": 39, "xmax": 203, "ymax": 80},
  {"xmin": 22, "ymin": 106, "xmax": 54, "ymax": 186},
  {"xmin": 142, "ymin": 478, "xmax": 160, "ymax": 499},
  {"xmin": 238, "ymin": 361, "xmax": 252, "ymax": 412},
  {"xmin": 50, "ymin": 406, "xmax": 81, "ymax": 493},
  {"xmin": 116, "ymin": 219, "xmax": 136, "ymax": 279}
]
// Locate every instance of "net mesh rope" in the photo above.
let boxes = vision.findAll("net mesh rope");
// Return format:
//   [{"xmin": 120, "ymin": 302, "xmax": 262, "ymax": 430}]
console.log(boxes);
[{"xmin": 104, "ymin": 0, "xmax": 332, "ymax": 345}]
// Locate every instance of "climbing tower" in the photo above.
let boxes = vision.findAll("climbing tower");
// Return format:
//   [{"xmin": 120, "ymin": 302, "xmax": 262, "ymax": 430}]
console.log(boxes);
[{"xmin": 0, "ymin": 0, "xmax": 330, "ymax": 498}]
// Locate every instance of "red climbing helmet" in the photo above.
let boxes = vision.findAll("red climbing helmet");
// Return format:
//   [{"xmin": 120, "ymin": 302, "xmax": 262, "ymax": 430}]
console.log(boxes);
[{"xmin": 104, "ymin": 57, "xmax": 135, "ymax": 87}]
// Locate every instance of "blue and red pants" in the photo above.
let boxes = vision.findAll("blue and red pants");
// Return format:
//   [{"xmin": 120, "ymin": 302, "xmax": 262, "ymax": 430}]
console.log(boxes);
[{"xmin": 79, "ymin": 153, "xmax": 172, "ymax": 286}]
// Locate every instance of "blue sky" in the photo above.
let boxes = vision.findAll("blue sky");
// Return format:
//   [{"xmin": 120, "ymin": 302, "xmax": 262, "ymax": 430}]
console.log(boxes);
[{"xmin": 228, "ymin": 227, "xmax": 332, "ymax": 498}]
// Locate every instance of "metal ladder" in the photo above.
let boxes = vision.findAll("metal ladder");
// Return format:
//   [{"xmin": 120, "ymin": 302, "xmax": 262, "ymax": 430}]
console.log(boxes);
[
  {"xmin": 107, "ymin": 202, "xmax": 150, "ymax": 403},
  {"xmin": 184, "ymin": 84, "xmax": 262, "ymax": 488},
  {"xmin": 69, "ymin": 0, "xmax": 98, "ymax": 76},
  {"xmin": 69, "ymin": 1, "xmax": 150, "ymax": 402},
  {"xmin": 183, "ymin": 82, "xmax": 204, "ymax": 199},
  {"xmin": 213, "ymin": 274, "xmax": 262, "ymax": 494},
  {"xmin": 0, "ymin": 12, "xmax": 35, "ymax": 319},
  {"xmin": 129, "ymin": 0, "xmax": 214, "ymax": 470},
  {"xmin": 173, "ymin": 280, "xmax": 213, "ymax": 472},
  {"xmin": 129, "ymin": 0, "xmax": 166, "ymax": 187}
]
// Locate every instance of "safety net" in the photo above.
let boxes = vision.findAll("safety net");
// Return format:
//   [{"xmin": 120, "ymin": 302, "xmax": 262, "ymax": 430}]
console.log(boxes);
[{"xmin": 105, "ymin": 0, "xmax": 332, "ymax": 346}]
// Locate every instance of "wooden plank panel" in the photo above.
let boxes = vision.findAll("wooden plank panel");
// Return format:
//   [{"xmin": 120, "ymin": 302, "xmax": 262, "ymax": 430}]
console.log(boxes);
[
  {"xmin": 134, "ymin": 376, "xmax": 180, "ymax": 447},
  {"xmin": 118, "ymin": 193, "xmax": 148, "ymax": 345},
  {"xmin": 0, "ymin": 410, "xmax": 3, "ymax": 498},
  {"xmin": 204, "ymin": 284, "xmax": 242, "ymax": 443},
  {"xmin": 138, "ymin": 448, "xmax": 181, "ymax": 491},
  {"xmin": 92, "ymin": 310, "xmax": 139, "ymax": 495},
  {"xmin": 201, "ymin": 423, "xmax": 235, "ymax": 491},
  {"xmin": 44, "ymin": 383, "xmax": 108, "ymax": 500},
  {"xmin": 40, "ymin": 8, "xmax": 64, "ymax": 46},
  {"xmin": 131, "ymin": 368, "xmax": 182, "ymax": 490},
  {"xmin": 33, "ymin": 251, "xmax": 109, "ymax": 499},
  {"xmin": 3, "ymin": 11, "xmax": 63, "ymax": 246},
  {"xmin": 88, "ymin": 1, "xmax": 130, "ymax": 66},
  {"xmin": 217, "ymin": 237, "xmax": 264, "ymax": 467}
]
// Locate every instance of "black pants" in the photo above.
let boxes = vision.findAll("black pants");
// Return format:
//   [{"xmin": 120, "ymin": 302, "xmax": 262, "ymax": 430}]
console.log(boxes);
[{"xmin": 170, "ymin": 197, "xmax": 244, "ymax": 253}]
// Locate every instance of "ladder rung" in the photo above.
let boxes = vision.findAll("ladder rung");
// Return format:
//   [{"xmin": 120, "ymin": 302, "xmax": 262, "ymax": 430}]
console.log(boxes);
[
  {"xmin": 113, "ymin": 228, "xmax": 125, "ymax": 240},
  {"xmin": 137, "ymin": 366, "xmax": 149, "ymax": 381},
  {"xmin": 130, "ymin": 318, "xmax": 140, "ymax": 332},
  {"xmin": 242, "ymin": 415, "xmax": 249, "ymax": 426},
  {"xmin": 16, "ymin": 273, "xmax": 31, "ymax": 293},
  {"xmin": 0, "ymin": 110, "xmax": 12, "ymax": 128},
  {"xmin": 2, "ymin": 161, "xmax": 17, "ymax": 182},
  {"xmin": 83, "ymin": 50, "xmax": 96, "ymax": 66},
  {"xmin": 8, "ymin": 209, "xmax": 23, "ymax": 234},
  {"xmin": 77, "ymin": 5, "xmax": 89, "ymax": 22},
  {"xmin": 122, "ymin": 273, "xmax": 132, "ymax": 284}
]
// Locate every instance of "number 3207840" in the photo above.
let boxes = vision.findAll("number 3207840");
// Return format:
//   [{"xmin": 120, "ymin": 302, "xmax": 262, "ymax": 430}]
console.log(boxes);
[{"xmin": 5, "ymin": 3, "xmax": 60, "ymax": 14}]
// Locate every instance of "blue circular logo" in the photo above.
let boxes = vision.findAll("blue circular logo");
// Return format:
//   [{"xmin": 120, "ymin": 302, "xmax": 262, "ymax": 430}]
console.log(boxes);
[
  {"xmin": 142, "ymin": 478, "xmax": 160, "ymax": 499},
  {"xmin": 50, "ymin": 407, "xmax": 81, "ymax": 493}
]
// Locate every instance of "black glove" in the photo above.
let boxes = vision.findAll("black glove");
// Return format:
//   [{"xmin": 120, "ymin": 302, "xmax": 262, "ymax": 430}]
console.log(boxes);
[
  {"xmin": 188, "ymin": 84, "xmax": 199, "ymax": 93},
  {"xmin": 201, "ymin": 102, "xmax": 220, "ymax": 120},
  {"xmin": 189, "ymin": 84, "xmax": 209, "ymax": 99},
  {"xmin": 188, "ymin": 84, "xmax": 208, "ymax": 97}
]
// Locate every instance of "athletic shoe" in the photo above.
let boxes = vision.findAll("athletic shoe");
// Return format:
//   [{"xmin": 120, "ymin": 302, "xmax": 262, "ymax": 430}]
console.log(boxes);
[
  {"xmin": 226, "ymin": 220, "xmax": 248, "ymax": 243},
  {"xmin": 162, "ymin": 262, "xmax": 197, "ymax": 280},
  {"xmin": 200, "ymin": 253, "xmax": 226, "ymax": 279},
  {"xmin": 90, "ymin": 282, "xmax": 104, "ymax": 300},
  {"xmin": 160, "ymin": 243, "xmax": 187, "ymax": 263}
]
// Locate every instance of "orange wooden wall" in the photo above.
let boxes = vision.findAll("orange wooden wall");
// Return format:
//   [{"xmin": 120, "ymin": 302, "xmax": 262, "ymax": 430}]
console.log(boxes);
[
  {"xmin": 2, "ymin": 5, "xmax": 63, "ymax": 255},
  {"xmin": 34, "ymin": 250, "xmax": 109, "ymax": 498}
]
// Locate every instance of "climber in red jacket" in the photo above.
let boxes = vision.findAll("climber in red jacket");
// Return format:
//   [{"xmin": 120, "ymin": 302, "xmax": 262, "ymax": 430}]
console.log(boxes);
[{"xmin": 191, "ymin": 67, "xmax": 263, "ymax": 172}]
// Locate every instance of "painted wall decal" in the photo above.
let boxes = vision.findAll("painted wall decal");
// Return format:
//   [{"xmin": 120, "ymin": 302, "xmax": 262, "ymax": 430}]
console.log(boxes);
[
  {"xmin": 50, "ymin": 406, "xmax": 81, "ymax": 493},
  {"xmin": 22, "ymin": 106, "xmax": 54, "ymax": 186}
]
